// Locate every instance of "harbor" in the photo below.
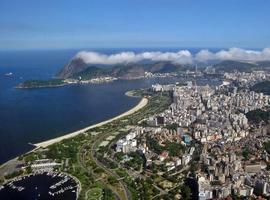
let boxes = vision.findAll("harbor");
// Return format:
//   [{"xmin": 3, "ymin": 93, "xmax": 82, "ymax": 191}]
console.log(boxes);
[{"xmin": 0, "ymin": 171, "xmax": 79, "ymax": 200}]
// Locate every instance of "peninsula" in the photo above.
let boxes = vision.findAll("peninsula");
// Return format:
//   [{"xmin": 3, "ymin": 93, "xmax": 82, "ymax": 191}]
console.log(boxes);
[{"xmin": 17, "ymin": 60, "xmax": 185, "ymax": 89}]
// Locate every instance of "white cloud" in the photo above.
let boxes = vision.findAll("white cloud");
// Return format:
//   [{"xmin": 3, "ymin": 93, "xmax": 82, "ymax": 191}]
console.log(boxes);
[
  {"xmin": 195, "ymin": 47, "xmax": 270, "ymax": 62},
  {"xmin": 195, "ymin": 49, "xmax": 215, "ymax": 62},
  {"xmin": 74, "ymin": 48, "xmax": 270, "ymax": 65},
  {"xmin": 75, "ymin": 50, "xmax": 193, "ymax": 65}
]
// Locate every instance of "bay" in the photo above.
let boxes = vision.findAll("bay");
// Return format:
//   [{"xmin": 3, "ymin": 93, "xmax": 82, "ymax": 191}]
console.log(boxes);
[{"xmin": 0, "ymin": 48, "xmax": 220, "ymax": 164}]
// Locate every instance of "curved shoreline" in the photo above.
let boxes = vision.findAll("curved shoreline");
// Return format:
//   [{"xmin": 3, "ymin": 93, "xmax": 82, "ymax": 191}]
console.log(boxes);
[{"xmin": 34, "ymin": 97, "xmax": 148, "ymax": 148}]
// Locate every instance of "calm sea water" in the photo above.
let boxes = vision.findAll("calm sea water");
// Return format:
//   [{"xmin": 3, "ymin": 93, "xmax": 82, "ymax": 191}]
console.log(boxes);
[{"xmin": 0, "ymin": 48, "xmax": 220, "ymax": 164}]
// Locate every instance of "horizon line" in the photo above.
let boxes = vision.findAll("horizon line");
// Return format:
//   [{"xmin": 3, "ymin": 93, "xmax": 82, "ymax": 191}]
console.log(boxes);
[{"xmin": 0, "ymin": 46, "xmax": 266, "ymax": 52}]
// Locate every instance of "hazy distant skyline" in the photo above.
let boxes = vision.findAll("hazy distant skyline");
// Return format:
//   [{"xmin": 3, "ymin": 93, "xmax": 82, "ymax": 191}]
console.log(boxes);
[{"xmin": 1, "ymin": 0, "xmax": 270, "ymax": 50}]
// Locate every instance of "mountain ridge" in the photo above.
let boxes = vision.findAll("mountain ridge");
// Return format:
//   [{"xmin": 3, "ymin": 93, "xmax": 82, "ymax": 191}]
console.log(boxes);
[
  {"xmin": 212, "ymin": 60, "xmax": 270, "ymax": 73},
  {"xmin": 58, "ymin": 59, "xmax": 188, "ymax": 80}
]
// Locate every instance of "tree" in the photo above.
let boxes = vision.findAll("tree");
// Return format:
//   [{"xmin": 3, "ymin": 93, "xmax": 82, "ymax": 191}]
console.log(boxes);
[
  {"xmin": 165, "ymin": 142, "xmax": 185, "ymax": 157},
  {"xmin": 265, "ymin": 141, "xmax": 270, "ymax": 154},
  {"xmin": 180, "ymin": 185, "xmax": 191, "ymax": 200},
  {"xmin": 242, "ymin": 148, "xmax": 250, "ymax": 160},
  {"xmin": 4, "ymin": 170, "xmax": 23, "ymax": 179},
  {"xmin": 25, "ymin": 166, "xmax": 32, "ymax": 174},
  {"xmin": 246, "ymin": 108, "xmax": 270, "ymax": 125},
  {"xmin": 103, "ymin": 188, "xmax": 114, "ymax": 200},
  {"xmin": 166, "ymin": 123, "xmax": 178, "ymax": 131},
  {"xmin": 146, "ymin": 136, "xmax": 163, "ymax": 154},
  {"xmin": 107, "ymin": 176, "xmax": 118, "ymax": 185},
  {"xmin": 190, "ymin": 161, "xmax": 198, "ymax": 176}
]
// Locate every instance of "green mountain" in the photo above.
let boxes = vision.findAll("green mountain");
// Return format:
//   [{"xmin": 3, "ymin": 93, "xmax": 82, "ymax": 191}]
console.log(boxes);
[
  {"xmin": 246, "ymin": 108, "xmax": 270, "ymax": 125},
  {"xmin": 73, "ymin": 66, "xmax": 109, "ymax": 80},
  {"xmin": 213, "ymin": 60, "xmax": 258, "ymax": 73},
  {"xmin": 58, "ymin": 58, "xmax": 187, "ymax": 80},
  {"xmin": 251, "ymin": 81, "xmax": 270, "ymax": 95},
  {"xmin": 257, "ymin": 61, "xmax": 270, "ymax": 70}
]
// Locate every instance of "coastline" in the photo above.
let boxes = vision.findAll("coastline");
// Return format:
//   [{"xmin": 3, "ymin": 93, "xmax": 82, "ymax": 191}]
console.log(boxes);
[
  {"xmin": 0, "ymin": 91, "xmax": 148, "ymax": 172},
  {"xmin": 34, "ymin": 96, "xmax": 148, "ymax": 148},
  {"xmin": 0, "ymin": 88, "xmax": 169, "ymax": 199},
  {"xmin": 125, "ymin": 90, "xmax": 137, "ymax": 97}
]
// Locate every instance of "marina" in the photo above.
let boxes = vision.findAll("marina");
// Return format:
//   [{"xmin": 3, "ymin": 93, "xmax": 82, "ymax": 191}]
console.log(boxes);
[{"xmin": 0, "ymin": 172, "xmax": 79, "ymax": 200}]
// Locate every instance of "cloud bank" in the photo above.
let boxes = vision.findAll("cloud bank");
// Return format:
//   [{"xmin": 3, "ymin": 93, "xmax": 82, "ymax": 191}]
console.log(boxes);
[
  {"xmin": 75, "ymin": 48, "xmax": 270, "ymax": 65},
  {"xmin": 195, "ymin": 48, "xmax": 270, "ymax": 62}
]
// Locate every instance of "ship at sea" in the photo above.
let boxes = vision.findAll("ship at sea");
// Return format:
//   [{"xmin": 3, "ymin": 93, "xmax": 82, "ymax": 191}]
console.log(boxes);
[{"xmin": 4, "ymin": 72, "xmax": 13, "ymax": 76}]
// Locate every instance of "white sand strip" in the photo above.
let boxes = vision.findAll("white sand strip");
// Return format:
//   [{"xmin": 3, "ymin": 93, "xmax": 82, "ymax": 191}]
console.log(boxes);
[{"xmin": 34, "ymin": 97, "xmax": 148, "ymax": 148}]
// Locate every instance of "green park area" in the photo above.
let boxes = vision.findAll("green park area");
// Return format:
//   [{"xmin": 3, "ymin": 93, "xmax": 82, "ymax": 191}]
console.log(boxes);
[{"xmin": 86, "ymin": 187, "xmax": 103, "ymax": 200}]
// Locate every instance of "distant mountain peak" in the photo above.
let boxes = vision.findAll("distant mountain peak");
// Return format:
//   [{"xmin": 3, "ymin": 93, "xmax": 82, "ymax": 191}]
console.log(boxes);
[{"xmin": 58, "ymin": 57, "xmax": 88, "ymax": 79}]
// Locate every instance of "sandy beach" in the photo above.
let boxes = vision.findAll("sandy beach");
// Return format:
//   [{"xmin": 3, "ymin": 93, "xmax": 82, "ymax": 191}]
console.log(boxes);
[{"xmin": 34, "ymin": 97, "xmax": 148, "ymax": 148}]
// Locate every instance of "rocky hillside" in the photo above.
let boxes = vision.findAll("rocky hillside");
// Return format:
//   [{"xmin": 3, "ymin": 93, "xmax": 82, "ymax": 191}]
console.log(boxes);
[{"xmin": 58, "ymin": 58, "xmax": 88, "ymax": 79}]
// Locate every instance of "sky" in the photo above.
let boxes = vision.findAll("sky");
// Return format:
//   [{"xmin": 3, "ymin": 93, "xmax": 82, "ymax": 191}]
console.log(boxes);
[{"xmin": 0, "ymin": 0, "xmax": 270, "ymax": 50}]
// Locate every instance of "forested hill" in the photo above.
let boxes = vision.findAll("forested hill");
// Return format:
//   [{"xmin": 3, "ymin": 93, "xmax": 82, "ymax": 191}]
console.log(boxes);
[{"xmin": 251, "ymin": 81, "xmax": 270, "ymax": 95}]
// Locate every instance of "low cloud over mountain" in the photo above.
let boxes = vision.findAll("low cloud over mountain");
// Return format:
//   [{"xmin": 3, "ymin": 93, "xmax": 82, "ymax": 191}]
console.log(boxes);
[
  {"xmin": 195, "ymin": 48, "xmax": 270, "ymax": 62},
  {"xmin": 75, "ymin": 50, "xmax": 193, "ymax": 65},
  {"xmin": 74, "ymin": 48, "xmax": 270, "ymax": 65}
]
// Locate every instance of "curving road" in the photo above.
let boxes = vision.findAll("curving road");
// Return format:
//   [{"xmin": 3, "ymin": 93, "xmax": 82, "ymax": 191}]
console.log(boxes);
[{"xmin": 90, "ymin": 131, "xmax": 131, "ymax": 200}]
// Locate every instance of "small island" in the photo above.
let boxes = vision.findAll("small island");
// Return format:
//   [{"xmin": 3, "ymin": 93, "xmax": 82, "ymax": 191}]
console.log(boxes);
[{"xmin": 17, "ymin": 79, "xmax": 66, "ymax": 89}]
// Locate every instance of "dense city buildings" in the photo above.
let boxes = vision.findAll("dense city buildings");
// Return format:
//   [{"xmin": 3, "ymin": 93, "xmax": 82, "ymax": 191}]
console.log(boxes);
[{"xmin": 113, "ymin": 70, "xmax": 270, "ymax": 199}]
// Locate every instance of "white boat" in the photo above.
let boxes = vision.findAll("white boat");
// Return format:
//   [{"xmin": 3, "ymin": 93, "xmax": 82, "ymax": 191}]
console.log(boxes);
[{"xmin": 5, "ymin": 72, "xmax": 13, "ymax": 76}]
